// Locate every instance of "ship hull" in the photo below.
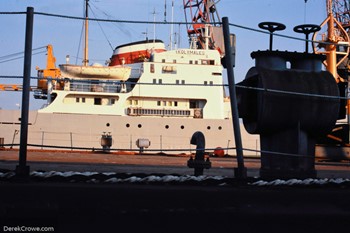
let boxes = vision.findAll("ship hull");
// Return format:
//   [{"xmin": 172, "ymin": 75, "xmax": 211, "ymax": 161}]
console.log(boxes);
[{"xmin": 0, "ymin": 110, "xmax": 260, "ymax": 156}]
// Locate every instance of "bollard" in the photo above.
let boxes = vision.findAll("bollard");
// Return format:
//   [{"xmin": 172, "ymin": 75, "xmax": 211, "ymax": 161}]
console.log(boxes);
[{"xmin": 187, "ymin": 131, "xmax": 211, "ymax": 176}]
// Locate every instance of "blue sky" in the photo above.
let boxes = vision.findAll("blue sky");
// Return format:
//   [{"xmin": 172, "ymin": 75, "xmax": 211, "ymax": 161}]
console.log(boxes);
[{"xmin": 0, "ymin": 0, "xmax": 326, "ymax": 110}]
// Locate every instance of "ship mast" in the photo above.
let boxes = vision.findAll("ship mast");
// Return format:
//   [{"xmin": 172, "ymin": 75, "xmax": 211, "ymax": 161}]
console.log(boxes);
[{"xmin": 83, "ymin": 0, "xmax": 89, "ymax": 66}]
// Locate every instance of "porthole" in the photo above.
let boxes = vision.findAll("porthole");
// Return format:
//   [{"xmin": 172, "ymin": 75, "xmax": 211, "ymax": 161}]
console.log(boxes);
[
  {"xmin": 218, "ymin": 126, "xmax": 222, "ymax": 130},
  {"xmin": 138, "ymin": 124, "xmax": 142, "ymax": 128},
  {"xmin": 165, "ymin": 125, "xmax": 169, "ymax": 129},
  {"xmin": 126, "ymin": 123, "xmax": 130, "ymax": 128},
  {"xmin": 207, "ymin": 126, "xmax": 211, "ymax": 130},
  {"xmin": 181, "ymin": 125, "xmax": 185, "ymax": 129},
  {"xmin": 106, "ymin": 123, "xmax": 110, "ymax": 127}
]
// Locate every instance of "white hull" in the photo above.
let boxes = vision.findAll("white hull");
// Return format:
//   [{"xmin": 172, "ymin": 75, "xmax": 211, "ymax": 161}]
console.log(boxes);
[{"xmin": 0, "ymin": 110, "xmax": 260, "ymax": 156}]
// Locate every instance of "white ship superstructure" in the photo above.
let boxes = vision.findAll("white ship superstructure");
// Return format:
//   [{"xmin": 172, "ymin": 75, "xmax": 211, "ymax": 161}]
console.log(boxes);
[{"xmin": 42, "ymin": 46, "xmax": 226, "ymax": 118}]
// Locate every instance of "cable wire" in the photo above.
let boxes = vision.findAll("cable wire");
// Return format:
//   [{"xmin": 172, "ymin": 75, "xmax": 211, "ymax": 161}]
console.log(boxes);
[{"xmin": 0, "ymin": 10, "xmax": 342, "ymax": 47}]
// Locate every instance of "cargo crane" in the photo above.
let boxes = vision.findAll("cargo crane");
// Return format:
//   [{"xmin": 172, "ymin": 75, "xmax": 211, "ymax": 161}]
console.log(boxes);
[
  {"xmin": 312, "ymin": 0, "xmax": 350, "ymax": 157},
  {"xmin": 330, "ymin": 0, "xmax": 350, "ymax": 80},
  {"xmin": 333, "ymin": 0, "xmax": 350, "ymax": 29},
  {"xmin": 183, "ymin": 0, "xmax": 225, "ymax": 55},
  {"xmin": 313, "ymin": 0, "xmax": 350, "ymax": 81}
]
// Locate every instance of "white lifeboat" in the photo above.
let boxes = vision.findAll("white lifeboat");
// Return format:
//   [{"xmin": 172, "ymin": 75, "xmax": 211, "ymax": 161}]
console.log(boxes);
[{"xmin": 59, "ymin": 63, "xmax": 131, "ymax": 81}]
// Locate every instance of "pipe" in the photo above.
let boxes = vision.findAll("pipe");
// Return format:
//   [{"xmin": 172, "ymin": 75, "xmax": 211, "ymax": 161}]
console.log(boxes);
[
  {"xmin": 188, "ymin": 131, "xmax": 211, "ymax": 176},
  {"xmin": 222, "ymin": 17, "xmax": 247, "ymax": 179},
  {"xmin": 17, "ymin": 7, "xmax": 34, "ymax": 178}
]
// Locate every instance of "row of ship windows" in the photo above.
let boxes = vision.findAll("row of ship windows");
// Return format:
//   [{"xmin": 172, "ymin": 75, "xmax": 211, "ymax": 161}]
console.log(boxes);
[
  {"xmin": 128, "ymin": 108, "xmax": 191, "ymax": 116},
  {"xmin": 151, "ymin": 59, "xmax": 216, "ymax": 74},
  {"xmin": 129, "ymin": 100, "xmax": 178, "ymax": 107},
  {"xmin": 76, "ymin": 97, "xmax": 116, "ymax": 105},
  {"xmin": 160, "ymin": 59, "xmax": 215, "ymax": 65},
  {"xmin": 75, "ymin": 97, "xmax": 180, "ymax": 107},
  {"xmin": 119, "ymin": 123, "xmax": 223, "ymax": 130},
  {"xmin": 152, "ymin": 79, "xmax": 215, "ymax": 85}
]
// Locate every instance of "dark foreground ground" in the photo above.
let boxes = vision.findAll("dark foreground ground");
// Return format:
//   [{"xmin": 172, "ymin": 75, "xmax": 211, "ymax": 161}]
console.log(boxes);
[
  {"xmin": 0, "ymin": 150, "xmax": 350, "ymax": 232},
  {"xmin": 1, "ymin": 181, "xmax": 350, "ymax": 233}
]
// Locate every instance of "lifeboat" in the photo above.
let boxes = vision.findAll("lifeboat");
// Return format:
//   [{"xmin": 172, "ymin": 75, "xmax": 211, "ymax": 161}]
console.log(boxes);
[
  {"xmin": 109, "ymin": 39, "xmax": 166, "ymax": 66},
  {"xmin": 59, "ymin": 63, "xmax": 131, "ymax": 81}
]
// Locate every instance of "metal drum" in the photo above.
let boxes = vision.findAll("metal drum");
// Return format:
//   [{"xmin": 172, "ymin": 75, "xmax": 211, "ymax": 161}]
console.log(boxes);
[{"xmin": 240, "ymin": 67, "xmax": 340, "ymax": 137}]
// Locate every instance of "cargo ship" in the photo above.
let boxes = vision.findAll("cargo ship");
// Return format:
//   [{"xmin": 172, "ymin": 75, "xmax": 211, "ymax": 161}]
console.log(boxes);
[{"xmin": 0, "ymin": 0, "xmax": 259, "ymax": 155}]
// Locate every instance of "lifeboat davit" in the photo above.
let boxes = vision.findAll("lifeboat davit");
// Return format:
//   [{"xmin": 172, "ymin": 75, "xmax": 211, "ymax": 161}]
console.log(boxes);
[{"xmin": 109, "ymin": 39, "xmax": 166, "ymax": 66}]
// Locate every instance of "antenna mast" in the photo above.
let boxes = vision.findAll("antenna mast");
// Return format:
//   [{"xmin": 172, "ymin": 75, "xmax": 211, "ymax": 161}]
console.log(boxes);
[
  {"xmin": 152, "ymin": 8, "xmax": 157, "ymax": 43},
  {"xmin": 83, "ymin": 0, "xmax": 89, "ymax": 66},
  {"xmin": 170, "ymin": 0, "xmax": 174, "ymax": 50}
]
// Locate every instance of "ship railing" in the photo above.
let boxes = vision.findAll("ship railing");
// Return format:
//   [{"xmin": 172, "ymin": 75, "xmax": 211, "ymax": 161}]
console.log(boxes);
[
  {"xmin": 63, "ymin": 81, "xmax": 130, "ymax": 93},
  {"xmin": 127, "ymin": 107, "xmax": 192, "ymax": 117}
]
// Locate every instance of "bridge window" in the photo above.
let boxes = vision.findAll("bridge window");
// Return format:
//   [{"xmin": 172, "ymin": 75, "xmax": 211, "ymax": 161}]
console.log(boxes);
[
  {"xmin": 190, "ymin": 101, "xmax": 197, "ymax": 109},
  {"xmin": 201, "ymin": 59, "xmax": 215, "ymax": 65},
  {"xmin": 162, "ymin": 66, "xmax": 177, "ymax": 74}
]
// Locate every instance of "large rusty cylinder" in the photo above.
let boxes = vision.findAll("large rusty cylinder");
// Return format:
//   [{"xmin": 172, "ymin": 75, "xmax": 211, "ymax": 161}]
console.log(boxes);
[{"xmin": 237, "ymin": 67, "xmax": 340, "ymax": 136}]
